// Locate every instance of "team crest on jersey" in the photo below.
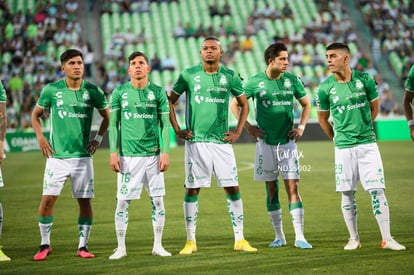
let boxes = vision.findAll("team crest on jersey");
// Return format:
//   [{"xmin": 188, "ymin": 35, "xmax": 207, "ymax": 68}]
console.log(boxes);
[
  {"xmin": 219, "ymin": 75, "xmax": 227, "ymax": 85},
  {"xmin": 82, "ymin": 91, "xmax": 90, "ymax": 101},
  {"xmin": 194, "ymin": 84, "xmax": 201, "ymax": 93},
  {"xmin": 57, "ymin": 99, "xmax": 64, "ymax": 107},
  {"xmin": 283, "ymin": 79, "xmax": 292, "ymax": 89},
  {"xmin": 147, "ymin": 91, "xmax": 155, "ymax": 101},
  {"xmin": 355, "ymin": 80, "xmax": 363, "ymax": 90}
]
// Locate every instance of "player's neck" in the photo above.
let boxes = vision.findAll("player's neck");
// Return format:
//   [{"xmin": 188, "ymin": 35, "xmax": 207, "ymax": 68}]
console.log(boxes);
[
  {"xmin": 131, "ymin": 78, "xmax": 148, "ymax": 89},
  {"xmin": 334, "ymin": 67, "xmax": 352, "ymax": 83},
  {"xmin": 203, "ymin": 62, "xmax": 219, "ymax": 74},
  {"xmin": 265, "ymin": 68, "xmax": 282, "ymax": 80},
  {"xmin": 65, "ymin": 78, "xmax": 82, "ymax": 90}
]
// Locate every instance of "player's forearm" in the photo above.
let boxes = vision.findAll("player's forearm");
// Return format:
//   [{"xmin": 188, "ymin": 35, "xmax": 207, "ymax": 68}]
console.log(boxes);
[
  {"xmin": 229, "ymin": 98, "xmax": 241, "ymax": 120},
  {"xmin": 31, "ymin": 108, "xmax": 45, "ymax": 140},
  {"xmin": 369, "ymin": 99, "xmax": 379, "ymax": 121},
  {"xmin": 168, "ymin": 99, "xmax": 181, "ymax": 133},
  {"xmin": 320, "ymin": 122, "xmax": 334, "ymax": 140},
  {"xmin": 108, "ymin": 110, "xmax": 119, "ymax": 153},
  {"xmin": 160, "ymin": 114, "xmax": 170, "ymax": 154},
  {"xmin": 317, "ymin": 112, "xmax": 334, "ymax": 141},
  {"xmin": 235, "ymin": 104, "xmax": 248, "ymax": 135},
  {"xmin": 299, "ymin": 101, "xmax": 311, "ymax": 128},
  {"xmin": 403, "ymin": 91, "xmax": 414, "ymax": 121},
  {"xmin": 96, "ymin": 108, "xmax": 110, "ymax": 137}
]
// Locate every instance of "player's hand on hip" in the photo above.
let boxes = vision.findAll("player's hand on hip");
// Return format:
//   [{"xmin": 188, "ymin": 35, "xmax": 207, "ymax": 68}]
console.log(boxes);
[
  {"xmin": 224, "ymin": 131, "xmax": 240, "ymax": 144},
  {"xmin": 87, "ymin": 140, "xmax": 100, "ymax": 154},
  {"xmin": 178, "ymin": 129, "xmax": 193, "ymax": 140}
]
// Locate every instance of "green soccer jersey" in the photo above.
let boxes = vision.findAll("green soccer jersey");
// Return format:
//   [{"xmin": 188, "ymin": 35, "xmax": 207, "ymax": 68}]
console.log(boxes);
[
  {"xmin": 0, "ymin": 81, "xmax": 6, "ymax": 102},
  {"xmin": 110, "ymin": 82, "xmax": 169, "ymax": 157},
  {"xmin": 245, "ymin": 71, "xmax": 307, "ymax": 145},
  {"xmin": 173, "ymin": 64, "xmax": 244, "ymax": 143},
  {"xmin": 405, "ymin": 64, "xmax": 414, "ymax": 93},
  {"xmin": 37, "ymin": 79, "xmax": 108, "ymax": 158},
  {"xmin": 317, "ymin": 70, "xmax": 378, "ymax": 148}
]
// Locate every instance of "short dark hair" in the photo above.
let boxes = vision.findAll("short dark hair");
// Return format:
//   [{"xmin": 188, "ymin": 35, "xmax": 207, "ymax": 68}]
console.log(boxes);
[
  {"xmin": 203, "ymin": 36, "xmax": 220, "ymax": 42},
  {"xmin": 326, "ymin": 42, "xmax": 350, "ymax": 53},
  {"xmin": 264, "ymin": 43, "xmax": 288, "ymax": 65},
  {"xmin": 128, "ymin": 51, "xmax": 149, "ymax": 64},
  {"xmin": 202, "ymin": 36, "xmax": 221, "ymax": 46},
  {"xmin": 60, "ymin": 49, "xmax": 83, "ymax": 65}
]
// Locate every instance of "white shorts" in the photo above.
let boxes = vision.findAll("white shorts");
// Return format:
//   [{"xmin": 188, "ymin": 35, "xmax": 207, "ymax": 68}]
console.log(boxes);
[
  {"xmin": 184, "ymin": 142, "xmax": 239, "ymax": 188},
  {"xmin": 254, "ymin": 139, "xmax": 300, "ymax": 181},
  {"xmin": 335, "ymin": 143, "xmax": 386, "ymax": 192},
  {"xmin": 42, "ymin": 157, "xmax": 94, "ymax": 198},
  {"xmin": 116, "ymin": 155, "xmax": 165, "ymax": 200}
]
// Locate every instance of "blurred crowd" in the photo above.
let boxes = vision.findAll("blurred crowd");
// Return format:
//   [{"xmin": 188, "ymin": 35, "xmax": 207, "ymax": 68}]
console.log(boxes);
[
  {"xmin": 1, "ymin": 0, "xmax": 409, "ymax": 131},
  {"xmin": 0, "ymin": 0, "xmax": 89, "ymax": 131},
  {"xmin": 357, "ymin": 0, "xmax": 414, "ymax": 85}
]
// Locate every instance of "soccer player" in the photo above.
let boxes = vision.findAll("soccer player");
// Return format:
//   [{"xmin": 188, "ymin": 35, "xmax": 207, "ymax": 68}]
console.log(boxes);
[
  {"xmin": 169, "ymin": 36, "xmax": 257, "ymax": 254},
  {"xmin": 403, "ymin": 64, "xmax": 414, "ymax": 141},
  {"xmin": 0, "ymin": 81, "xmax": 10, "ymax": 261},
  {"xmin": 230, "ymin": 43, "xmax": 312, "ymax": 249},
  {"xmin": 108, "ymin": 51, "xmax": 171, "ymax": 260},
  {"xmin": 317, "ymin": 42, "xmax": 405, "ymax": 251},
  {"xmin": 31, "ymin": 49, "xmax": 110, "ymax": 261}
]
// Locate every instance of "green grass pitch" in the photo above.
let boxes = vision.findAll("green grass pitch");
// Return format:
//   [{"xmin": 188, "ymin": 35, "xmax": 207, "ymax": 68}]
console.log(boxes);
[{"xmin": 0, "ymin": 141, "xmax": 413, "ymax": 274}]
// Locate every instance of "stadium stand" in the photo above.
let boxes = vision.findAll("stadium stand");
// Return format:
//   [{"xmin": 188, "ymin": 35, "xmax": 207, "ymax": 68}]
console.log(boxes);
[
  {"xmin": 357, "ymin": 0, "xmax": 413, "ymax": 86},
  {"xmin": 0, "ymin": 0, "xmax": 411, "ymax": 131}
]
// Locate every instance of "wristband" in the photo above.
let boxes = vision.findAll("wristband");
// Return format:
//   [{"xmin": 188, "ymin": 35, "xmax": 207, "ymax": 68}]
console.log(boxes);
[
  {"xmin": 408, "ymin": 120, "xmax": 414, "ymax": 127},
  {"xmin": 298, "ymin": 124, "xmax": 306, "ymax": 131},
  {"xmin": 94, "ymin": 134, "xmax": 103, "ymax": 144}
]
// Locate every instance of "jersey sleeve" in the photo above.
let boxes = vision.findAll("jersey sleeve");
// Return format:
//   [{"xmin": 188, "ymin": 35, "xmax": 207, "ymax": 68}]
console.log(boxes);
[
  {"xmin": 230, "ymin": 71, "xmax": 244, "ymax": 97},
  {"xmin": 243, "ymin": 77, "xmax": 256, "ymax": 99},
  {"xmin": 365, "ymin": 74, "xmax": 378, "ymax": 102},
  {"xmin": 158, "ymin": 89, "xmax": 170, "ymax": 114},
  {"xmin": 172, "ymin": 72, "xmax": 188, "ymax": 95},
  {"xmin": 37, "ymin": 85, "xmax": 52, "ymax": 109},
  {"xmin": 293, "ymin": 76, "xmax": 307, "ymax": 100},
  {"xmin": 316, "ymin": 84, "xmax": 330, "ymax": 111},
  {"xmin": 109, "ymin": 87, "xmax": 121, "ymax": 153},
  {"xmin": 94, "ymin": 87, "xmax": 109, "ymax": 110},
  {"xmin": 110, "ymin": 87, "xmax": 121, "ymax": 111}
]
